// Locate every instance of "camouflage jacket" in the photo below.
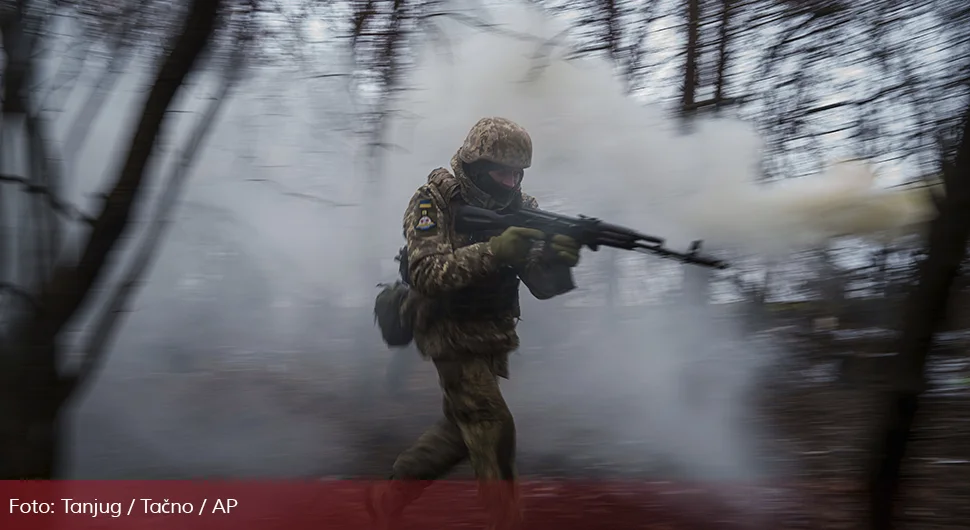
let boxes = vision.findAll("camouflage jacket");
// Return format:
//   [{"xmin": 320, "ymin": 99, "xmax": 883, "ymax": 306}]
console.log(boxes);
[{"xmin": 403, "ymin": 155, "xmax": 575, "ymax": 374}]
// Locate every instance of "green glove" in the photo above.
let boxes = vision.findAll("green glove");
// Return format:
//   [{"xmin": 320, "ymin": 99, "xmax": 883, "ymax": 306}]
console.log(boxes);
[
  {"xmin": 549, "ymin": 234, "xmax": 580, "ymax": 267},
  {"xmin": 489, "ymin": 227, "xmax": 544, "ymax": 264}
]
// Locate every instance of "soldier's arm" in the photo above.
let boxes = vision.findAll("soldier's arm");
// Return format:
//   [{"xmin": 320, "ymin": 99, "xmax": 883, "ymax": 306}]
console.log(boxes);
[
  {"xmin": 404, "ymin": 188, "xmax": 501, "ymax": 296},
  {"xmin": 515, "ymin": 195, "xmax": 576, "ymax": 300}
]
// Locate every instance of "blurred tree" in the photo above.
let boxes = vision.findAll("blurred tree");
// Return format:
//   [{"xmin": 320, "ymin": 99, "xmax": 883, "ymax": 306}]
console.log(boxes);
[
  {"xmin": 0, "ymin": 0, "xmax": 224, "ymax": 478},
  {"xmin": 867, "ymin": 98, "xmax": 970, "ymax": 530}
]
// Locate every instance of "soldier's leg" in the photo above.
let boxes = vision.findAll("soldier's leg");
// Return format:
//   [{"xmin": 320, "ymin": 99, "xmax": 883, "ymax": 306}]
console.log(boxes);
[
  {"xmin": 391, "ymin": 416, "xmax": 468, "ymax": 480},
  {"xmin": 436, "ymin": 356, "xmax": 521, "ymax": 529},
  {"xmin": 389, "ymin": 353, "xmax": 475, "ymax": 482},
  {"xmin": 367, "ymin": 417, "xmax": 467, "ymax": 529},
  {"xmin": 367, "ymin": 373, "xmax": 470, "ymax": 528}
]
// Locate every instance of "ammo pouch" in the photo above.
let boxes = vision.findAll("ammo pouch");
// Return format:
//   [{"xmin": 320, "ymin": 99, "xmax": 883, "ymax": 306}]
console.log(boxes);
[
  {"xmin": 374, "ymin": 281, "xmax": 413, "ymax": 347},
  {"xmin": 440, "ymin": 266, "xmax": 520, "ymax": 320},
  {"xmin": 374, "ymin": 246, "xmax": 414, "ymax": 347}
]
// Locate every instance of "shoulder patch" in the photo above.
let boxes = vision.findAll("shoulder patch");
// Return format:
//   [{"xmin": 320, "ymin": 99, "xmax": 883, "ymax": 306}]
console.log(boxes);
[{"xmin": 414, "ymin": 195, "xmax": 438, "ymax": 232}]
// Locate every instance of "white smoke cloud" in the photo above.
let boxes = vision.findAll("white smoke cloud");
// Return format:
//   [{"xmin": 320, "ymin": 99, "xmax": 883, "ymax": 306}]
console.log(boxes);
[{"xmin": 377, "ymin": 4, "xmax": 934, "ymax": 258}]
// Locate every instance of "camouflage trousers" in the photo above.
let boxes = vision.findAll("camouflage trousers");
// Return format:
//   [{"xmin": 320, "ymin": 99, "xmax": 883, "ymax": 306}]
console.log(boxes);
[{"xmin": 376, "ymin": 354, "xmax": 521, "ymax": 529}]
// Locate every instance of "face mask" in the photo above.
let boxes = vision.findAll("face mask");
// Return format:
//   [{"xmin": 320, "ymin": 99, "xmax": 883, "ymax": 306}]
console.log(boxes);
[{"xmin": 465, "ymin": 161, "xmax": 522, "ymax": 204}]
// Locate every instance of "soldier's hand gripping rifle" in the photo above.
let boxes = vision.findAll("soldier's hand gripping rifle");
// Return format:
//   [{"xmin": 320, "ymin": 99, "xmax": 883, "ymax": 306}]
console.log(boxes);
[{"xmin": 454, "ymin": 205, "xmax": 729, "ymax": 269}]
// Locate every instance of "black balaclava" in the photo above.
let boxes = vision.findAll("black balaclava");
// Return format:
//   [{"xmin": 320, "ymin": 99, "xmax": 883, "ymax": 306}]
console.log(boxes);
[{"xmin": 462, "ymin": 160, "xmax": 521, "ymax": 207}]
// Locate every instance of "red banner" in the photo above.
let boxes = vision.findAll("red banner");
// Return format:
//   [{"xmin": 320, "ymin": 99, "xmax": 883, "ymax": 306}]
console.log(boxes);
[{"xmin": 0, "ymin": 480, "xmax": 802, "ymax": 529}]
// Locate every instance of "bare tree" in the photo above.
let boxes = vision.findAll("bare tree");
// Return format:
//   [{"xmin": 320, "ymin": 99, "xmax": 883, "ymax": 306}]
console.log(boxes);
[
  {"xmin": 0, "ymin": 0, "xmax": 223, "ymax": 479},
  {"xmin": 867, "ymin": 99, "xmax": 970, "ymax": 530},
  {"xmin": 62, "ymin": 0, "xmax": 155, "ymax": 162},
  {"xmin": 70, "ymin": 3, "xmax": 254, "ymax": 399}
]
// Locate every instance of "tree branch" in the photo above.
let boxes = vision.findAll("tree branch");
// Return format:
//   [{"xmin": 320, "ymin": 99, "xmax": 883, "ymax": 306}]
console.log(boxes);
[
  {"xmin": 0, "ymin": 282, "xmax": 39, "ymax": 310},
  {"xmin": 34, "ymin": 0, "xmax": 223, "ymax": 349},
  {"xmin": 63, "ymin": 0, "xmax": 153, "ymax": 162},
  {"xmin": 64, "ymin": 4, "xmax": 250, "ymax": 398},
  {"xmin": 0, "ymin": 173, "xmax": 95, "ymax": 225}
]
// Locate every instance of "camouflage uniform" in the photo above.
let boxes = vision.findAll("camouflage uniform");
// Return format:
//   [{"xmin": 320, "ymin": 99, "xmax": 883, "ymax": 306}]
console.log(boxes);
[{"xmin": 368, "ymin": 118, "xmax": 575, "ymax": 529}]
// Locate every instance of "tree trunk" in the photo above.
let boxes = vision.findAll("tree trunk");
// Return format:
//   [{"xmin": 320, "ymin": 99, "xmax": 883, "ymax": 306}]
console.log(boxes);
[
  {"xmin": 713, "ymin": 0, "xmax": 733, "ymax": 108},
  {"xmin": 0, "ymin": 325, "xmax": 62, "ymax": 479},
  {"xmin": 866, "ymin": 101, "xmax": 970, "ymax": 530},
  {"xmin": 0, "ymin": 0, "xmax": 222, "ymax": 479},
  {"xmin": 680, "ymin": 0, "xmax": 700, "ymax": 118}
]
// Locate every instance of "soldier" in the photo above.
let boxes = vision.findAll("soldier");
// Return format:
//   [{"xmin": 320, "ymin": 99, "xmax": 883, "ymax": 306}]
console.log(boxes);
[{"xmin": 366, "ymin": 117, "xmax": 581, "ymax": 529}]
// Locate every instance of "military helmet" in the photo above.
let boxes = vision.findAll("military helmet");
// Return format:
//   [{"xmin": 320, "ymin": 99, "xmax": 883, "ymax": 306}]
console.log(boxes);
[{"xmin": 458, "ymin": 117, "xmax": 533, "ymax": 169}]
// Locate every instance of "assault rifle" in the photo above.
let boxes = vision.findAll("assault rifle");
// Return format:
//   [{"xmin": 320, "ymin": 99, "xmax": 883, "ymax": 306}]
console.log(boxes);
[{"xmin": 454, "ymin": 205, "xmax": 728, "ymax": 269}]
